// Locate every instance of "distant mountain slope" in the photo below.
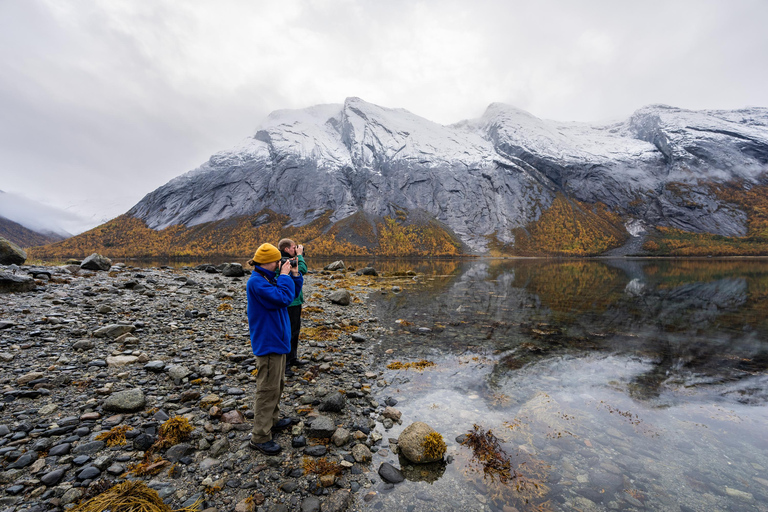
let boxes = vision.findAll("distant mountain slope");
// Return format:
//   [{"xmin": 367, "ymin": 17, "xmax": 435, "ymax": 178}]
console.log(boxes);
[
  {"xmin": 0, "ymin": 215, "xmax": 66, "ymax": 248},
  {"xmin": 30, "ymin": 98, "xmax": 768, "ymax": 259}
]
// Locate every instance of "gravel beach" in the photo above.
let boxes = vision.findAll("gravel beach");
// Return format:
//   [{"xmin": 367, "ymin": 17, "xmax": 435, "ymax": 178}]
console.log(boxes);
[{"xmin": 0, "ymin": 260, "xmax": 401, "ymax": 512}]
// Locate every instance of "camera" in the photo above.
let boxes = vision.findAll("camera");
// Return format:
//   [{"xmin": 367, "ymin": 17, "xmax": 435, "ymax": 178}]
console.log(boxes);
[{"xmin": 281, "ymin": 256, "xmax": 297, "ymax": 268}]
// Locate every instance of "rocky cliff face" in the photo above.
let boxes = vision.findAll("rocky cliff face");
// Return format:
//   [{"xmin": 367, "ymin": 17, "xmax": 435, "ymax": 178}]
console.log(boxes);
[{"xmin": 128, "ymin": 98, "xmax": 768, "ymax": 253}]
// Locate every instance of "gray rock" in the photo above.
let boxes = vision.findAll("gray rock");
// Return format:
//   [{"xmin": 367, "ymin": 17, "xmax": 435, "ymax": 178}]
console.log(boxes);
[
  {"xmin": 300, "ymin": 496, "xmax": 321, "ymax": 512},
  {"xmin": 93, "ymin": 324, "xmax": 135, "ymax": 339},
  {"xmin": 0, "ymin": 238, "xmax": 26, "ymax": 265},
  {"xmin": 304, "ymin": 445, "xmax": 327, "ymax": 457},
  {"xmin": 144, "ymin": 360, "xmax": 166, "ymax": 372},
  {"xmin": 168, "ymin": 365, "xmax": 192, "ymax": 381},
  {"xmin": 221, "ymin": 263, "xmax": 245, "ymax": 277},
  {"xmin": 378, "ymin": 462, "xmax": 404, "ymax": 484},
  {"xmin": 77, "ymin": 465, "xmax": 101, "ymax": 480},
  {"xmin": 80, "ymin": 253, "xmax": 112, "ymax": 271},
  {"xmin": 61, "ymin": 488, "xmax": 83, "ymax": 506},
  {"xmin": 325, "ymin": 261, "xmax": 345, "ymax": 271},
  {"xmin": 165, "ymin": 443, "xmax": 195, "ymax": 462},
  {"xmin": 323, "ymin": 489, "xmax": 352, "ymax": 512},
  {"xmin": 329, "ymin": 290, "xmax": 351, "ymax": 306},
  {"xmin": 319, "ymin": 391, "xmax": 345, "ymax": 413},
  {"xmin": 331, "ymin": 427, "xmax": 351, "ymax": 447},
  {"xmin": 73, "ymin": 441, "xmax": 105, "ymax": 455},
  {"xmin": 48, "ymin": 443, "xmax": 71, "ymax": 456},
  {"xmin": 72, "ymin": 340, "xmax": 95, "ymax": 351},
  {"xmin": 352, "ymin": 443, "xmax": 372, "ymax": 463},
  {"xmin": 209, "ymin": 438, "xmax": 230, "ymax": 457},
  {"xmin": 40, "ymin": 468, "xmax": 66, "ymax": 486},
  {"xmin": 0, "ymin": 272, "xmax": 36, "ymax": 293},
  {"xmin": 8, "ymin": 451, "xmax": 37, "ymax": 469},
  {"xmin": 355, "ymin": 267, "xmax": 377, "ymax": 276},
  {"xmin": 306, "ymin": 415, "xmax": 336, "ymax": 439},
  {"xmin": 103, "ymin": 388, "xmax": 146, "ymax": 412}
]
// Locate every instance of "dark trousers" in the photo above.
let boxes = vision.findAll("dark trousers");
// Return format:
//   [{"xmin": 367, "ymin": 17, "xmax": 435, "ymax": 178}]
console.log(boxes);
[{"xmin": 287, "ymin": 305, "xmax": 302, "ymax": 364}]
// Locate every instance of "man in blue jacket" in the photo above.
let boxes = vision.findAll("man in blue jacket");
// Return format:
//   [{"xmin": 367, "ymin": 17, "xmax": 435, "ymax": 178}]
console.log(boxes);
[{"xmin": 246, "ymin": 243, "xmax": 303, "ymax": 455}]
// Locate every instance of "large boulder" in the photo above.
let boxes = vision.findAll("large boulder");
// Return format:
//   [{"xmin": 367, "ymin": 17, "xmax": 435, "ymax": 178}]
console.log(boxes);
[
  {"xmin": 397, "ymin": 421, "xmax": 446, "ymax": 464},
  {"xmin": 221, "ymin": 263, "xmax": 245, "ymax": 277},
  {"xmin": 80, "ymin": 253, "xmax": 112, "ymax": 271},
  {"xmin": 329, "ymin": 289, "xmax": 351, "ymax": 306},
  {"xmin": 0, "ymin": 272, "xmax": 36, "ymax": 293},
  {"xmin": 324, "ymin": 260, "xmax": 345, "ymax": 271},
  {"xmin": 0, "ymin": 238, "xmax": 26, "ymax": 265}
]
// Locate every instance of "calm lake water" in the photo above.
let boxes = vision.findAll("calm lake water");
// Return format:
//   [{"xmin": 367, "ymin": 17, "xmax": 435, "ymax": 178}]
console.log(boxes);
[{"xmin": 358, "ymin": 259, "xmax": 768, "ymax": 512}]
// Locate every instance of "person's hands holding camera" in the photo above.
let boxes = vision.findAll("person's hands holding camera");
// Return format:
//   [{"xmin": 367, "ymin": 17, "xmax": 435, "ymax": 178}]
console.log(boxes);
[
  {"xmin": 296, "ymin": 244, "xmax": 303, "ymax": 256},
  {"xmin": 279, "ymin": 259, "xmax": 292, "ymax": 275}
]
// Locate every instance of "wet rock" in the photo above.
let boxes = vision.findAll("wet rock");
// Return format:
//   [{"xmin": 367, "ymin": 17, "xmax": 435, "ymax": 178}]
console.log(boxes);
[
  {"xmin": 133, "ymin": 433, "xmax": 156, "ymax": 451},
  {"xmin": 304, "ymin": 445, "xmax": 327, "ymax": 457},
  {"xmin": 77, "ymin": 466, "xmax": 101, "ymax": 480},
  {"xmin": 329, "ymin": 290, "xmax": 351, "ymax": 306},
  {"xmin": 0, "ymin": 238, "xmax": 27, "ymax": 265},
  {"xmin": 80, "ymin": 253, "xmax": 112, "ymax": 271},
  {"xmin": 381, "ymin": 406, "xmax": 401, "ymax": 422},
  {"xmin": 355, "ymin": 267, "xmax": 377, "ymax": 276},
  {"xmin": 397, "ymin": 421, "xmax": 445, "ymax": 463},
  {"xmin": 103, "ymin": 388, "xmax": 145, "ymax": 412},
  {"xmin": 322, "ymin": 489, "xmax": 351, "ymax": 512},
  {"xmin": 378, "ymin": 462, "xmax": 404, "ymax": 484},
  {"xmin": 8, "ymin": 451, "xmax": 37, "ymax": 469},
  {"xmin": 352, "ymin": 443, "xmax": 372, "ymax": 463}
]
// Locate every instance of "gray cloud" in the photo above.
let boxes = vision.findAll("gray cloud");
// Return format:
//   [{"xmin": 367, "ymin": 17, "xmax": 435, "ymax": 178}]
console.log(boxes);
[{"xmin": 1, "ymin": 0, "xmax": 767, "ymax": 232}]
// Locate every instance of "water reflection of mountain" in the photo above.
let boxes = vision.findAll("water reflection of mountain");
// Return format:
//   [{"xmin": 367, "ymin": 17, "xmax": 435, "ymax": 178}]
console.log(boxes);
[{"xmin": 372, "ymin": 259, "xmax": 768, "ymax": 405}]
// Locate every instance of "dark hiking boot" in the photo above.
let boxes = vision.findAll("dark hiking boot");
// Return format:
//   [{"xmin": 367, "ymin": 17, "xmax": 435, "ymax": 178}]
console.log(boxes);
[{"xmin": 249, "ymin": 439, "xmax": 281, "ymax": 455}]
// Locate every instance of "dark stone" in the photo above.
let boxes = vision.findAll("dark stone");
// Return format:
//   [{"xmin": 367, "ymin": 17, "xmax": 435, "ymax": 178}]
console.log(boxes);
[
  {"xmin": 280, "ymin": 481, "xmax": 299, "ymax": 492},
  {"xmin": 306, "ymin": 416, "xmax": 336, "ymax": 439},
  {"xmin": 292, "ymin": 436, "xmax": 306, "ymax": 448},
  {"xmin": 0, "ymin": 238, "xmax": 27, "ymax": 265},
  {"xmin": 47, "ymin": 443, "xmax": 71, "ymax": 456},
  {"xmin": 133, "ymin": 433, "xmax": 155, "ymax": 451},
  {"xmin": 8, "ymin": 451, "xmax": 37, "ymax": 469},
  {"xmin": 323, "ymin": 489, "xmax": 352, "ymax": 512},
  {"xmin": 72, "ymin": 441, "xmax": 105, "ymax": 455},
  {"xmin": 221, "ymin": 263, "xmax": 245, "ymax": 277},
  {"xmin": 165, "ymin": 443, "xmax": 195, "ymax": 462},
  {"xmin": 5, "ymin": 484, "xmax": 24, "ymax": 495},
  {"xmin": 355, "ymin": 267, "xmax": 378, "ymax": 276},
  {"xmin": 303, "ymin": 445, "xmax": 327, "ymax": 457},
  {"xmin": 300, "ymin": 496, "xmax": 321, "ymax": 512},
  {"xmin": 378, "ymin": 463, "xmax": 404, "ymax": 484},
  {"xmin": 0, "ymin": 272, "xmax": 36, "ymax": 293},
  {"xmin": 77, "ymin": 466, "xmax": 101, "ymax": 480},
  {"xmin": 72, "ymin": 455, "xmax": 91, "ymax": 465},
  {"xmin": 318, "ymin": 392, "xmax": 345, "ymax": 413},
  {"xmin": 328, "ymin": 290, "xmax": 351, "ymax": 306},
  {"xmin": 41, "ymin": 469, "xmax": 66, "ymax": 486}
]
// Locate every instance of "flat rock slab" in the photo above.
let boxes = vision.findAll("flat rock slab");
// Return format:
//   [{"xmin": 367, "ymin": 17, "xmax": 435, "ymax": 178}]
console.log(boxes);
[
  {"xmin": 107, "ymin": 355, "xmax": 139, "ymax": 366},
  {"xmin": 0, "ymin": 272, "xmax": 36, "ymax": 293},
  {"xmin": 93, "ymin": 324, "xmax": 135, "ymax": 339}
]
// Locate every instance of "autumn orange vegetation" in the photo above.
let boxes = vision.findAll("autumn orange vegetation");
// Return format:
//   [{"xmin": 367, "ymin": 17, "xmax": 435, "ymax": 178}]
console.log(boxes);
[
  {"xmin": 511, "ymin": 194, "xmax": 627, "ymax": 256},
  {"xmin": 27, "ymin": 208, "xmax": 463, "ymax": 259}
]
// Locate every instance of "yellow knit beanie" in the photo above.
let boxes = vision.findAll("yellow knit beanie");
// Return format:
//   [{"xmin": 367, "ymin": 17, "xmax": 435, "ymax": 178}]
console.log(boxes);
[{"xmin": 252, "ymin": 243, "xmax": 281, "ymax": 264}]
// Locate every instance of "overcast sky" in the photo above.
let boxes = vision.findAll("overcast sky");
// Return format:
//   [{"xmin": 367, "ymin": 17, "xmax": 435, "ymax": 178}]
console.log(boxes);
[{"xmin": 2, "ymin": 0, "xmax": 768, "ymax": 234}]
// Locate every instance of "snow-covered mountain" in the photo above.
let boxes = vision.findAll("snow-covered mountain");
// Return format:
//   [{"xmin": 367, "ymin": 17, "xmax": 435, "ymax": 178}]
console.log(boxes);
[{"xmin": 128, "ymin": 98, "xmax": 768, "ymax": 252}]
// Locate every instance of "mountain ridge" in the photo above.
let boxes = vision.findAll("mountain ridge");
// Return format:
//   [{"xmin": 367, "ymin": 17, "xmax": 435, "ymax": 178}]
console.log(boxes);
[{"xmin": 32, "ymin": 98, "xmax": 768, "ymax": 259}]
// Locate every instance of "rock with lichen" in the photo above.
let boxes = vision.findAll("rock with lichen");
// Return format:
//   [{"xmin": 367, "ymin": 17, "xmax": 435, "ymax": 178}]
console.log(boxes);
[{"xmin": 397, "ymin": 421, "xmax": 446, "ymax": 463}]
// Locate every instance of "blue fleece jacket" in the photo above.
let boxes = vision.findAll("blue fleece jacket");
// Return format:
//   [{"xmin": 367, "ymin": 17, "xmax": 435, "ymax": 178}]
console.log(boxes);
[{"xmin": 246, "ymin": 267, "xmax": 303, "ymax": 356}]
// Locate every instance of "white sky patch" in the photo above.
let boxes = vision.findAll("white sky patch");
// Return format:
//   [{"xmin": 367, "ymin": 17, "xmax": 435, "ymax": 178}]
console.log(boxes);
[{"xmin": 1, "ymin": 0, "xmax": 767, "ymax": 232}]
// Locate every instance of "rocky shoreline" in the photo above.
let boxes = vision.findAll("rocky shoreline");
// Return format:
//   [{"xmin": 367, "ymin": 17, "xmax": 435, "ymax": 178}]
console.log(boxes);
[{"xmin": 0, "ymin": 259, "xmax": 417, "ymax": 512}]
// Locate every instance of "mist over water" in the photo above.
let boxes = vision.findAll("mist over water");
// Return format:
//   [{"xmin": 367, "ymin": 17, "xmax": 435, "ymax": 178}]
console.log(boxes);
[{"xmin": 359, "ymin": 259, "xmax": 768, "ymax": 511}]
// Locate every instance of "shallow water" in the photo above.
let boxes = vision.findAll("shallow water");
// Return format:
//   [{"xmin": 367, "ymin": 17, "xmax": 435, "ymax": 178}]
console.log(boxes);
[{"xmin": 360, "ymin": 259, "xmax": 768, "ymax": 512}]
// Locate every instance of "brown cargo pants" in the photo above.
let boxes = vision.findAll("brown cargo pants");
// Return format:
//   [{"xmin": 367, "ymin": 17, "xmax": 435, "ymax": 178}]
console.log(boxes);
[{"xmin": 251, "ymin": 353, "xmax": 286, "ymax": 443}]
